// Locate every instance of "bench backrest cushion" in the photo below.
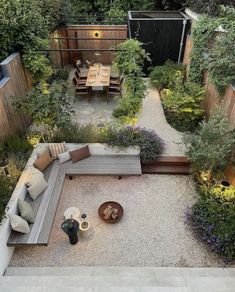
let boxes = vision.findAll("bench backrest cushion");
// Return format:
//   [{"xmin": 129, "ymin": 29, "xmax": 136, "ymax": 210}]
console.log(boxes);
[
  {"xmin": 33, "ymin": 150, "xmax": 53, "ymax": 172},
  {"xmin": 69, "ymin": 146, "xmax": 91, "ymax": 163}
]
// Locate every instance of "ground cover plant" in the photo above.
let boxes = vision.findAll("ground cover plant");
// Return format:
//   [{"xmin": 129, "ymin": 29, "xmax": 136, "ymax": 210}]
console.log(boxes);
[{"xmin": 186, "ymin": 185, "xmax": 235, "ymax": 262}]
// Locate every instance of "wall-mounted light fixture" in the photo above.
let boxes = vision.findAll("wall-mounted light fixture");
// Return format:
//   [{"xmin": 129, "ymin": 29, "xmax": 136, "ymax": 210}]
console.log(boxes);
[{"xmin": 94, "ymin": 31, "xmax": 100, "ymax": 38}]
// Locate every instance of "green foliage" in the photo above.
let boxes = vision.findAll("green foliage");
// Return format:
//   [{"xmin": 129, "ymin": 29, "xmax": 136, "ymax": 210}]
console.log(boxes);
[
  {"xmin": 206, "ymin": 6, "xmax": 235, "ymax": 92},
  {"xmin": 113, "ymin": 39, "xmax": 149, "ymax": 121},
  {"xmin": 52, "ymin": 123, "xmax": 109, "ymax": 144},
  {"xmin": 105, "ymin": 7, "xmax": 127, "ymax": 23},
  {"xmin": 47, "ymin": 69, "xmax": 69, "ymax": 84},
  {"xmin": 183, "ymin": 107, "xmax": 235, "ymax": 174},
  {"xmin": 150, "ymin": 60, "xmax": 185, "ymax": 90},
  {"xmin": 189, "ymin": 15, "xmax": 219, "ymax": 84},
  {"xmin": 211, "ymin": 184, "xmax": 235, "ymax": 203},
  {"xmin": 0, "ymin": 134, "xmax": 32, "ymax": 223},
  {"xmin": 13, "ymin": 81, "xmax": 74, "ymax": 128},
  {"xmin": 189, "ymin": 6, "xmax": 235, "ymax": 92},
  {"xmin": 0, "ymin": 0, "xmax": 55, "ymax": 82},
  {"xmin": 187, "ymin": 186, "xmax": 235, "ymax": 261},
  {"xmin": 23, "ymin": 51, "xmax": 53, "ymax": 84},
  {"xmin": 161, "ymin": 82, "xmax": 205, "ymax": 132},
  {"xmin": 107, "ymin": 126, "xmax": 164, "ymax": 163},
  {"xmin": 114, "ymin": 39, "xmax": 149, "ymax": 76},
  {"xmin": 186, "ymin": 0, "xmax": 235, "ymax": 16}
]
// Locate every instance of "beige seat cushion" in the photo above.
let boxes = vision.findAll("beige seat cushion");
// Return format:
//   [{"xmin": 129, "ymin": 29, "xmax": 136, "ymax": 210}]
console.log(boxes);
[
  {"xmin": 18, "ymin": 199, "xmax": 35, "ymax": 224},
  {"xmin": 49, "ymin": 142, "xmax": 66, "ymax": 159},
  {"xmin": 9, "ymin": 214, "xmax": 30, "ymax": 234},
  {"xmin": 69, "ymin": 146, "xmax": 91, "ymax": 163},
  {"xmin": 27, "ymin": 175, "xmax": 48, "ymax": 201},
  {"xmin": 33, "ymin": 150, "xmax": 53, "ymax": 172}
]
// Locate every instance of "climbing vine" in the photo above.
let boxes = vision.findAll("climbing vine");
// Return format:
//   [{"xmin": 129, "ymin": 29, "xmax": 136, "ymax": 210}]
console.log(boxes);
[{"xmin": 189, "ymin": 6, "xmax": 235, "ymax": 93}]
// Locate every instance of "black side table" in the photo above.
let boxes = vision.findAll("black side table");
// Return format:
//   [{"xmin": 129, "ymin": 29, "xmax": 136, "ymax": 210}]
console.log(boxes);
[{"xmin": 61, "ymin": 219, "xmax": 79, "ymax": 245}]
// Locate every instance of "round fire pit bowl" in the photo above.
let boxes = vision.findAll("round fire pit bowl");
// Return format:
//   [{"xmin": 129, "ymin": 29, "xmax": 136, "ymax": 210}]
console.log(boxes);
[{"xmin": 98, "ymin": 201, "xmax": 124, "ymax": 223}]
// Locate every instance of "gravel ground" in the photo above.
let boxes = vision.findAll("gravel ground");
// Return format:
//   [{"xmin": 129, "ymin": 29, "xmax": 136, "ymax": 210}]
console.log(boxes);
[
  {"xmin": 10, "ymin": 175, "xmax": 226, "ymax": 267},
  {"xmin": 137, "ymin": 85, "xmax": 185, "ymax": 156}
]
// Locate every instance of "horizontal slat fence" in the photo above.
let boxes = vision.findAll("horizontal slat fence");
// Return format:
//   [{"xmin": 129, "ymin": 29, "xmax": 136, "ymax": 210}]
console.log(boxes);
[
  {"xmin": 0, "ymin": 53, "xmax": 31, "ymax": 142},
  {"xmin": 50, "ymin": 25, "xmax": 127, "ymax": 67}
]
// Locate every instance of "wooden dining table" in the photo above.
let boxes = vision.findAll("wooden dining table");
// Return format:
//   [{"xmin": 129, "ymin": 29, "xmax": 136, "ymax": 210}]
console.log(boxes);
[{"xmin": 85, "ymin": 65, "xmax": 111, "ymax": 102}]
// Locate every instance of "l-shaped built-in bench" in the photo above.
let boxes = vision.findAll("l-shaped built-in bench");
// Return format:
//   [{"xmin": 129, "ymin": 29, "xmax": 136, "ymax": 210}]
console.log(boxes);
[{"xmin": 7, "ymin": 143, "xmax": 141, "ymax": 247}]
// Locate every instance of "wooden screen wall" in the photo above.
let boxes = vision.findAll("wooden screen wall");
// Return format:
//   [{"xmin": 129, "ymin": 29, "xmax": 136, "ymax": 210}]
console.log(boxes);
[
  {"xmin": 183, "ymin": 35, "xmax": 235, "ymax": 128},
  {"xmin": 0, "ymin": 53, "xmax": 31, "ymax": 141},
  {"xmin": 50, "ymin": 25, "xmax": 128, "ymax": 67}
]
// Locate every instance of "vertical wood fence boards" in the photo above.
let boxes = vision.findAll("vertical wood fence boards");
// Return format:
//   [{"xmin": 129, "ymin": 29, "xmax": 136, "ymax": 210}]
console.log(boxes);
[
  {"xmin": 0, "ymin": 53, "xmax": 31, "ymax": 141},
  {"xmin": 49, "ymin": 25, "xmax": 128, "ymax": 68}
]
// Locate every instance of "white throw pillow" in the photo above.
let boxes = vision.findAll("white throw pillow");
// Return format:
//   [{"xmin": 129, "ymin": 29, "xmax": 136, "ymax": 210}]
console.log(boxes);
[
  {"xmin": 9, "ymin": 214, "xmax": 30, "ymax": 234},
  {"xmin": 27, "ymin": 175, "xmax": 48, "ymax": 200},
  {"xmin": 26, "ymin": 168, "xmax": 44, "ymax": 187},
  {"xmin": 58, "ymin": 151, "xmax": 71, "ymax": 164}
]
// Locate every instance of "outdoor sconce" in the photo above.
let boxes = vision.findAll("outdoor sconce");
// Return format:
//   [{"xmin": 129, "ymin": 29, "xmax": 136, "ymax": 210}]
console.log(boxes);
[{"xmin": 94, "ymin": 31, "xmax": 100, "ymax": 38}]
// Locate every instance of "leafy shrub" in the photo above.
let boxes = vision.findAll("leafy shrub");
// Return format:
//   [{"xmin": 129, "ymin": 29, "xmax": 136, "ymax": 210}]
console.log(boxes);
[
  {"xmin": 150, "ymin": 60, "xmax": 184, "ymax": 90},
  {"xmin": 108, "ymin": 126, "xmax": 164, "ymax": 163},
  {"xmin": 105, "ymin": 7, "xmax": 126, "ymax": 23},
  {"xmin": 113, "ymin": 94, "xmax": 142, "ymax": 118},
  {"xmin": 47, "ymin": 69, "xmax": 69, "ymax": 83},
  {"xmin": 186, "ymin": 0, "xmax": 235, "ymax": 16},
  {"xmin": 52, "ymin": 123, "xmax": 165, "ymax": 163},
  {"xmin": 183, "ymin": 108, "xmax": 235, "ymax": 175},
  {"xmin": 13, "ymin": 80, "xmax": 74, "ymax": 128},
  {"xmin": 186, "ymin": 187, "xmax": 235, "ymax": 261},
  {"xmin": 113, "ymin": 39, "xmax": 149, "ymax": 122},
  {"xmin": 52, "ymin": 123, "xmax": 109, "ymax": 144},
  {"xmin": 161, "ymin": 82, "xmax": 205, "ymax": 132},
  {"xmin": 0, "ymin": 158, "xmax": 24, "ymax": 223},
  {"xmin": 211, "ymin": 183, "xmax": 235, "ymax": 203}
]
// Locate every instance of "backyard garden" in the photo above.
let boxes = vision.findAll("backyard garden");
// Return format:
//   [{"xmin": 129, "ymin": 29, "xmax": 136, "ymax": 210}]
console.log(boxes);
[{"xmin": 0, "ymin": 0, "xmax": 235, "ymax": 272}]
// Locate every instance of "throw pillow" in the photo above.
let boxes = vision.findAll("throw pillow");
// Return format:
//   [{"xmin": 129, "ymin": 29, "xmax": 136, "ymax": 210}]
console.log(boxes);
[
  {"xmin": 9, "ymin": 214, "xmax": 30, "ymax": 234},
  {"xmin": 18, "ymin": 199, "xmax": 35, "ymax": 224},
  {"xmin": 27, "ymin": 175, "xmax": 48, "ymax": 201},
  {"xmin": 33, "ymin": 150, "xmax": 53, "ymax": 172},
  {"xmin": 26, "ymin": 166, "xmax": 44, "ymax": 185},
  {"xmin": 49, "ymin": 142, "xmax": 66, "ymax": 159},
  {"xmin": 58, "ymin": 151, "xmax": 71, "ymax": 164},
  {"xmin": 69, "ymin": 146, "xmax": 91, "ymax": 163}
]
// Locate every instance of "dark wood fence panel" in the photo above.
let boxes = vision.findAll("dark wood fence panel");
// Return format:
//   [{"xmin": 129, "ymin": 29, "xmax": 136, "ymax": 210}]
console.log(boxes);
[
  {"xmin": 0, "ymin": 53, "xmax": 31, "ymax": 141},
  {"xmin": 50, "ymin": 25, "xmax": 128, "ymax": 67}
]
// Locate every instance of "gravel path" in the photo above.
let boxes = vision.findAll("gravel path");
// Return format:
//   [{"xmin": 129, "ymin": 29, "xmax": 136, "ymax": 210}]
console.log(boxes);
[
  {"xmin": 10, "ymin": 175, "xmax": 225, "ymax": 267},
  {"xmin": 137, "ymin": 84, "xmax": 185, "ymax": 156}
]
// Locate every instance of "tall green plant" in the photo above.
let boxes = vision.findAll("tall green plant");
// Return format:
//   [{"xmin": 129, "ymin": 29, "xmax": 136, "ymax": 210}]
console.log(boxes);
[
  {"xmin": 113, "ymin": 39, "xmax": 149, "ymax": 120},
  {"xmin": 0, "ymin": 0, "xmax": 54, "ymax": 82},
  {"xmin": 183, "ymin": 107, "xmax": 235, "ymax": 174},
  {"xmin": 13, "ymin": 81, "xmax": 74, "ymax": 128}
]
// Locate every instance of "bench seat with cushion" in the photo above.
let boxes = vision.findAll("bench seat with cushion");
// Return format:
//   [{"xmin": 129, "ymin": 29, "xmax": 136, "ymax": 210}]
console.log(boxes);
[{"xmin": 7, "ymin": 143, "xmax": 141, "ymax": 247}]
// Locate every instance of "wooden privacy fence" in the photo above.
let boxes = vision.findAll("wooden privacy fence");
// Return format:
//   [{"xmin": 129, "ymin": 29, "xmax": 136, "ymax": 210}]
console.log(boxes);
[
  {"xmin": 49, "ymin": 25, "xmax": 128, "ymax": 67},
  {"xmin": 183, "ymin": 35, "xmax": 235, "ymax": 128},
  {"xmin": 0, "ymin": 53, "xmax": 31, "ymax": 141}
]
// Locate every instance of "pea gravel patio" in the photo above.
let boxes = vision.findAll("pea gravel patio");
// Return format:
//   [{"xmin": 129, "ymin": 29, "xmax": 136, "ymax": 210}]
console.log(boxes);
[{"xmin": 10, "ymin": 175, "xmax": 226, "ymax": 267}]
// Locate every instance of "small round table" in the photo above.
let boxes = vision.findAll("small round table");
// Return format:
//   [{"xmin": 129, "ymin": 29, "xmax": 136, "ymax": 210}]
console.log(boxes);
[{"xmin": 64, "ymin": 207, "xmax": 80, "ymax": 221}]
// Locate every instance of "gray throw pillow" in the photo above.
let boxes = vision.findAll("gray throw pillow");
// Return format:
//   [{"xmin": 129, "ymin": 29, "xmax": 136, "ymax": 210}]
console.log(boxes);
[
  {"xmin": 18, "ymin": 199, "xmax": 35, "ymax": 224},
  {"xmin": 9, "ymin": 214, "xmax": 30, "ymax": 234}
]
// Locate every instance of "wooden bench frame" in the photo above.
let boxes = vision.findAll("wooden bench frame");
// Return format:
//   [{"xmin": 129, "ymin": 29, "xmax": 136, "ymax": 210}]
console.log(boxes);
[{"xmin": 7, "ymin": 146, "xmax": 141, "ymax": 247}]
